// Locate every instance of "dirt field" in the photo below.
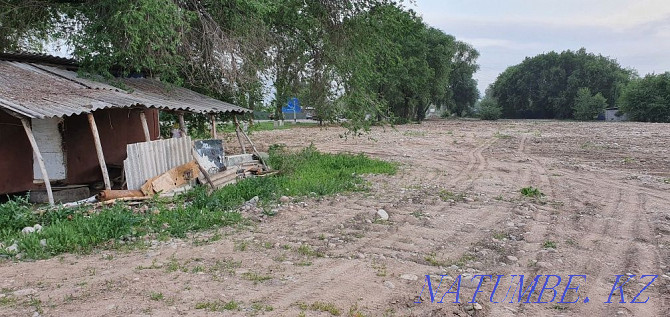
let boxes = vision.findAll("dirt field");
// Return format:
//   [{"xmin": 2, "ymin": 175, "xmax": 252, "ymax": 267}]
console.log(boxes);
[{"xmin": 2, "ymin": 120, "xmax": 670, "ymax": 316}]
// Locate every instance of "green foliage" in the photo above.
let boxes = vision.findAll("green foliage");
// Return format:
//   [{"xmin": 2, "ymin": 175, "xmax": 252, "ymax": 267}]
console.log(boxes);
[
  {"xmin": 543, "ymin": 240, "xmax": 557, "ymax": 249},
  {"xmin": 573, "ymin": 88, "xmax": 607, "ymax": 121},
  {"xmin": 520, "ymin": 186, "xmax": 544, "ymax": 198},
  {"xmin": 478, "ymin": 97, "xmax": 502, "ymax": 120},
  {"xmin": 491, "ymin": 48, "xmax": 634, "ymax": 119},
  {"xmin": 619, "ymin": 72, "xmax": 670, "ymax": 122},
  {"xmin": 0, "ymin": 146, "xmax": 395, "ymax": 260}
]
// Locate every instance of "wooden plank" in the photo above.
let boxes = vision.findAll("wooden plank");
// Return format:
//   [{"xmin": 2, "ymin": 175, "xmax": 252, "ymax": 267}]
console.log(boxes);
[
  {"xmin": 178, "ymin": 112, "xmax": 187, "ymax": 136},
  {"xmin": 87, "ymin": 113, "xmax": 111, "ymax": 190},
  {"xmin": 20, "ymin": 118, "xmax": 54, "ymax": 206},
  {"xmin": 150, "ymin": 161, "xmax": 199, "ymax": 193},
  {"xmin": 139, "ymin": 110, "xmax": 151, "ymax": 142},
  {"xmin": 210, "ymin": 114, "xmax": 218, "ymax": 139},
  {"xmin": 234, "ymin": 116, "xmax": 246, "ymax": 154}
]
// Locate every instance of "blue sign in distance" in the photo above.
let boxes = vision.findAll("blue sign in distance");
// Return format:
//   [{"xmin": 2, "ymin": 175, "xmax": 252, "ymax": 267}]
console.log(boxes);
[{"xmin": 282, "ymin": 97, "xmax": 302, "ymax": 113}]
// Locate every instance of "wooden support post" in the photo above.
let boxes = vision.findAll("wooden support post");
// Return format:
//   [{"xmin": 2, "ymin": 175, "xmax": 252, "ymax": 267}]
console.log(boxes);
[
  {"xmin": 210, "ymin": 114, "xmax": 218, "ymax": 139},
  {"xmin": 239, "ymin": 128, "xmax": 268, "ymax": 170},
  {"xmin": 139, "ymin": 110, "xmax": 151, "ymax": 142},
  {"xmin": 87, "ymin": 113, "xmax": 111, "ymax": 190},
  {"xmin": 20, "ymin": 118, "xmax": 54, "ymax": 206},
  {"xmin": 234, "ymin": 116, "xmax": 246, "ymax": 154},
  {"xmin": 178, "ymin": 112, "xmax": 187, "ymax": 136}
]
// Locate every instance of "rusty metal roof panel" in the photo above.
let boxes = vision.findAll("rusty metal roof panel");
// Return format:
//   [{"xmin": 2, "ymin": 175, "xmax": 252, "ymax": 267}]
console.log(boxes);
[{"xmin": 0, "ymin": 60, "xmax": 250, "ymax": 119}]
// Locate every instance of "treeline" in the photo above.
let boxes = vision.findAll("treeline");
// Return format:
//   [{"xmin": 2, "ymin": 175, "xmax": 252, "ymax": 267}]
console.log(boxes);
[
  {"xmin": 486, "ymin": 48, "xmax": 670, "ymax": 122},
  {"xmin": 0, "ymin": 0, "xmax": 480, "ymax": 129}
]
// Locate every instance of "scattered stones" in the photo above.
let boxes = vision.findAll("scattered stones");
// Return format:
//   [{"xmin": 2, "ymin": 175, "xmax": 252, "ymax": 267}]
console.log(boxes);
[
  {"xmin": 473, "ymin": 303, "xmax": 483, "ymax": 310},
  {"xmin": 536, "ymin": 261, "xmax": 553, "ymax": 268},
  {"xmin": 506, "ymin": 255, "xmax": 518, "ymax": 262},
  {"xmin": 279, "ymin": 196, "xmax": 290, "ymax": 203},
  {"xmin": 376, "ymin": 209, "xmax": 389, "ymax": 221},
  {"xmin": 400, "ymin": 274, "xmax": 418, "ymax": 281}
]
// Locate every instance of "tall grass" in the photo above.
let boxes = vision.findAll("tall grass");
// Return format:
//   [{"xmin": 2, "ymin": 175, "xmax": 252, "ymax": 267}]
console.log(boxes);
[{"xmin": 0, "ymin": 145, "xmax": 396, "ymax": 260}]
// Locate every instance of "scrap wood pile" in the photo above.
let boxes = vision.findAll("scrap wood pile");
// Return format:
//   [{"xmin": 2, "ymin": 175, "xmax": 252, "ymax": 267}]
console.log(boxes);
[{"xmin": 64, "ymin": 139, "xmax": 274, "ymax": 208}]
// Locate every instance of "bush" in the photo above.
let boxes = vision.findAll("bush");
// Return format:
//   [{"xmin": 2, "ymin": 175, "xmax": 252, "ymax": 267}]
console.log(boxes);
[
  {"xmin": 573, "ymin": 87, "xmax": 607, "ymax": 121},
  {"xmin": 478, "ymin": 97, "xmax": 502, "ymax": 120}
]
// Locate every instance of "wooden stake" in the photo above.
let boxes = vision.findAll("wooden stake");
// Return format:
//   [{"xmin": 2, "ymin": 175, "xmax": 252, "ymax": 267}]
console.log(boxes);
[
  {"xmin": 234, "ymin": 116, "xmax": 246, "ymax": 154},
  {"xmin": 87, "ymin": 113, "xmax": 111, "ymax": 190},
  {"xmin": 20, "ymin": 118, "xmax": 54, "ymax": 206},
  {"xmin": 210, "ymin": 114, "xmax": 218, "ymax": 139},
  {"xmin": 178, "ymin": 112, "xmax": 187, "ymax": 136},
  {"xmin": 239, "ymin": 128, "xmax": 268, "ymax": 170},
  {"xmin": 139, "ymin": 110, "xmax": 151, "ymax": 142}
]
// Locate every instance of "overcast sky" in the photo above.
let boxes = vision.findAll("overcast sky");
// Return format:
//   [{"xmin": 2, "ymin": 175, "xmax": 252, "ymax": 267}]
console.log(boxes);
[{"xmin": 413, "ymin": 0, "xmax": 670, "ymax": 94}]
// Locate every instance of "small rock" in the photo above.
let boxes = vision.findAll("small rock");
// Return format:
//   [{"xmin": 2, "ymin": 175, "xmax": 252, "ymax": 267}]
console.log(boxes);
[
  {"xmin": 464, "ymin": 197, "xmax": 475, "ymax": 203},
  {"xmin": 13, "ymin": 288, "xmax": 37, "ymax": 297},
  {"xmin": 33, "ymin": 224, "xmax": 43, "ymax": 232},
  {"xmin": 384, "ymin": 281, "xmax": 395, "ymax": 289},
  {"xmin": 32, "ymin": 312, "xmax": 40, "ymax": 317},
  {"xmin": 376, "ymin": 209, "xmax": 389, "ymax": 221},
  {"xmin": 506, "ymin": 255, "xmax": 518, "ymax": 262},
  {"xmin": 6, "ymin": 243, "xmax": 18, "ymax": 253},
  {"xmin": 473, "ymin": 303, "xmax": 483, "ymax": 310},
  {"xmin": 247, "ymin": 196, "xmax": 259, "ymax": 205},
  {"xmin": 21, "ymin": 227, "xmax": 35, "ymax": 234},
  {"xmin": 39, "ymin": 239, "xmax": 47, "ymax": 247},
  {"xmin": 449, "ymin": 265, "xmax": 459, "ymax": 270},
  {"xmin": 279, "ymin": 196, "xmax": 290, "ymax": 203},
  {"xmin": 400, "ymin": 274, "xmax": 418, "ymax": 281},
  {"xmin": 537, "ymin": 261, "xmax": 553, "ymax": 268},
  {"xmin": 461, "ymin": 223, "xmax": 476, "ymax": 233}
]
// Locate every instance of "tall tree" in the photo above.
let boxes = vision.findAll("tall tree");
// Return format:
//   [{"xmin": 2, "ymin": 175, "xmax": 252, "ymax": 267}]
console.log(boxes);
[{"xmin": 491, "ymin": 48, "xmax": 634, "ymax": 119}]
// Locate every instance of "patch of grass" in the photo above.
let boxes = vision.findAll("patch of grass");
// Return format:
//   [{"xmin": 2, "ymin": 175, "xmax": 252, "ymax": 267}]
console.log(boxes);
[
  {"xmin": 297, "ymin": 301, "xmax": 341, "ymax": 316},
  {"xmin": 241, "ymin": 272, "xmax": 272, "ymax": 284},
  {"xmin": 402, "ymin": 130, "xmax": 426, "ymax": 137},
  {"xmin": 234, "ymin": 240, "xmax": 248, "ymax": 252},
  {"xmin": 424, "ymin": 252, "xmax": 446, "ymax": 267},
  {"xmin": 543, "ymin": 240, "xmax": 557, "ymax": 249},
  {"xmin": 520, "ymin": 186, "xmax": 544, "ymax": 198},
  {"xmin": 494, "ymin": 131, "xmax": 512, "ymax": 139},
  {"xmin": 296, "ymin": 244, "xmax": 323, "ymax": 257},
  {"xmin": 410, "ymin": 211, "xmax": 427, "ymax": 219},
  {"xmin": 250, "ymin": 302, "xmax": 274, "ymax": 312},
  {"xmin": 492, "ymin": 231, "xmax": 508, "ymax": 240},
  {"xmin": 150, "ymin": 292, "xmax": 164, "ymax": 301},
  {"xmin": 195, "ymin": 300, "xmax": 240, "ymax": 311},
  {"xmin": 191, "ymin": 266, "xmax": 205, "ymax": 273},
  {"xmin": 438, "ymin": 190, "xmax": 466, "ymax": 202},
  {"xmin": 663, "ymin": 178, "xmax": 670, "ymax": 184},
  {"xmin": 0, "ymin": 146, "xmax": 395, "ymax": 261}
]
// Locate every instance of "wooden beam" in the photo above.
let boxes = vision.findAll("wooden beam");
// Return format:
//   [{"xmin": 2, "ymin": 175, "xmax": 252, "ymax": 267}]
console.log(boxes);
[
  {"xmin": 178, "ymin": 112, "xmax": 187, "ymax": 136},
  {"xmin": 139, "ymin": 110, "xmax": 151, "ymax": 142},
  {"xmin": 234, "ymin": 116, "xmax": 246, "ymax": 154},
  {"xmin": 87, "ymin": 113, "xmax": 111, "ymax": 190},
  {"xmin": 239, "ymin": 125, "xmax": 268, "ymax": 170},
  {"xmin": 210, "ymin": 114, "xmax": 218, "ymax": 139},
  {"xmin": 20, "ymin": 118, "xmax": 54, "ymax": 206}
]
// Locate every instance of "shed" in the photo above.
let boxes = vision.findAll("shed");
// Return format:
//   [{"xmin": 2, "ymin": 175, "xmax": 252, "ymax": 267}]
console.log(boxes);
[
  {"xmin": 605, "ymin": 108, "xmax": 629, "ymax": 121},
  {"xmin": 0, "ymin": 53, "xmax": 251, "ymax": 204}
]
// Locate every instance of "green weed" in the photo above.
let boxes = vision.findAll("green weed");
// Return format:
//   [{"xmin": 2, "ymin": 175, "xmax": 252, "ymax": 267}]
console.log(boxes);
[
  {"xmin": 543, "ymin": 240, "xmax": 557, "ymax": 249},
  {"xmin": 520, "ymin": 186, "xmax": 544, "ymax": 198},
  {"xmin": 150, "ymin": 292, "xmax": 164, "ymax": 301}
]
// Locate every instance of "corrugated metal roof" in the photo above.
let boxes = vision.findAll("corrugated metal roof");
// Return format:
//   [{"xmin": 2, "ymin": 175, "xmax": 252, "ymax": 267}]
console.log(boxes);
[{"xmin": 0, "ymin": 60, "xmax": 251, "ymax": 119}]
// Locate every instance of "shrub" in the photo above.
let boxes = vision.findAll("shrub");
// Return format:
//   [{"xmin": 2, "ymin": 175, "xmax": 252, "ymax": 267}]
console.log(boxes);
[
  {"xmin": 478, "ymin": 97, "xmax": 502, "ymax": 120},
  {"xmin": 573, "ymin": 87, "xmax": 607, "ymax": 121}
]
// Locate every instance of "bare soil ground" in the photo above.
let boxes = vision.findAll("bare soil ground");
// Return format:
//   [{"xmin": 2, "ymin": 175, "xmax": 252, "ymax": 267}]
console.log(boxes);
[{"xmin": 2, "ymin": 120, "xmax": 670, "ymax": 316}]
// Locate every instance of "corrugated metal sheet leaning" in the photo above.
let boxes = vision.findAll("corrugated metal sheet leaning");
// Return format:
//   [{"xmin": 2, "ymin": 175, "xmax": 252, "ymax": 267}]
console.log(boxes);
[{"xmin": 124, "ymin": 137, "xmax": 194, "ymax": 190}]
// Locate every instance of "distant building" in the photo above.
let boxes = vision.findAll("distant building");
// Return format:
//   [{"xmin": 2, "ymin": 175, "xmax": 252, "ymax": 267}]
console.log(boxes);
[{"xmin": 605, "ymin": 108, "xmax": 629, "ymax": 121}]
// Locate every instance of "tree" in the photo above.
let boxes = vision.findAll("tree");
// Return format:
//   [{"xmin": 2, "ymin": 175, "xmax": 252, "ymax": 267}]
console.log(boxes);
[
  {"xmin": 573, "ymin": 87, "xmax": 607, "ymax": 121},
  {"xmin": 477, "ymin": 97, "xmax": 501, "ymax": 120},
  {"xmin": 619, "ymin": 73, "xmax": 670, "ymax": 122},
  {"xmin": 491, "ymin": 48, "xmax": 634, "ymax": 119}
]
